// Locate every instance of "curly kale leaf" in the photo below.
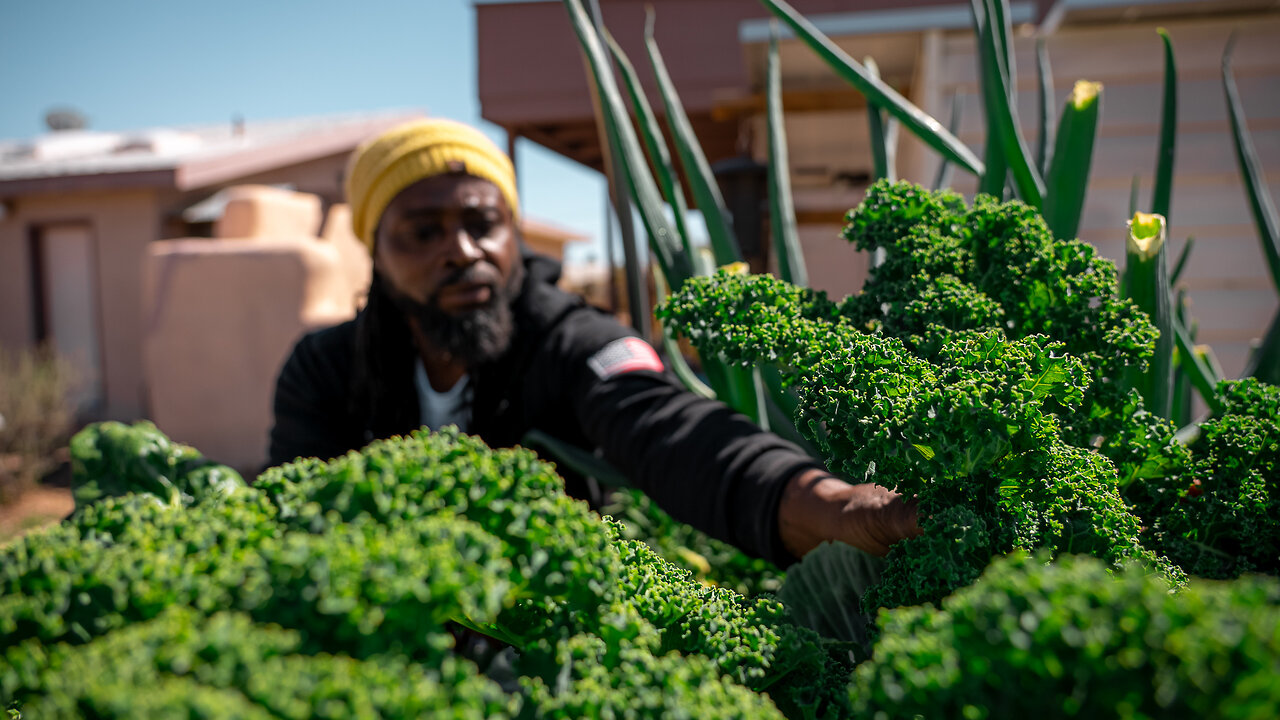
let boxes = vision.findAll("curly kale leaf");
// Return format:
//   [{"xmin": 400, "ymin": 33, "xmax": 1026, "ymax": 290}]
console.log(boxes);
[
  {"xmin": 1143, "ymin": 378, "xmax": 1280, "ymax": 579},
  {"xmin": 602, "ymin": 487, "xmax": 784, "ymax": 597},
  {"xmin": 844, "ymin": 181, "xmax": 1163, "ymax": 476},
  {"xmin": 660, "ymin": 271, "xmax": 1085, "ymax": 482},
  {"xmin": 256, "ymin": 427, "xmax": 620, "ymax": 620},
  {"xmin": 4, "ymin": 606, "xmax": 513, "ymax": 719},
  {"xmin": 520, "ymin": 631, "xmax": 785, "ymax": 720},
  {"xmin": 660, "ymin": 269, "xmax": 1166, "ymax": 609},
  {"xmin": 70, "ymin": 421, "xmax": 244, "ymax": 510},
  {"xmin": 10, "ymin": 424, "xmax": 840, "ymax": 719},
  {"xmin": 851, "ymin": 552, "xmax": 1280, "ymax": 719}
]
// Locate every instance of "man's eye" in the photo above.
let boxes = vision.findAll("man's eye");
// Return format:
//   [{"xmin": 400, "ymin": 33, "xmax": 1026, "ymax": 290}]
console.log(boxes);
[
  {"xmin": 413, "ymin": 224, "xmax": 443, "ymax": 242},
  {"xmin": 465, "ymin": 219, "xmax": 495, "ymax": 238}
]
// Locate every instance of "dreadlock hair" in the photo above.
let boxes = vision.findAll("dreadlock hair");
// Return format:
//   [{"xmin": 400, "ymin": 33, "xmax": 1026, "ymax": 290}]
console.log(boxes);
[{"xmin": 349, "ymin": 270, "xmax": 416, "ymax": 441}]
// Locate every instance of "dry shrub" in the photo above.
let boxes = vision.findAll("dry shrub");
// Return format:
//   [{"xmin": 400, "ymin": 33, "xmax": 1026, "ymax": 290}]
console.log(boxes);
[{"xmin": 0, "ymin": 345, "xmax": 77, "ymax": 503}]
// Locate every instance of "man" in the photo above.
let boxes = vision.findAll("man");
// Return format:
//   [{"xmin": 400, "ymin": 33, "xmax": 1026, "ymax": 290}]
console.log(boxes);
[{"xmin": 270, "ymin": 118, "xmax": 917, "ymax": 565}]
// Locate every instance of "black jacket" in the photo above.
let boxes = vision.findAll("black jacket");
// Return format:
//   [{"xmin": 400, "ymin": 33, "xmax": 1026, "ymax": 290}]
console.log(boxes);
[{"xmin": 269, "ymin": 255, "xmax": 821, "ymax": 565}]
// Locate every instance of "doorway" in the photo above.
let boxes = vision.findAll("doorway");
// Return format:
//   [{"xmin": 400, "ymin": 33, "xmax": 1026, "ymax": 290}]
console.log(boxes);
[{"xmin": 29, "ymin": 222, "xmax": 104, "ymax": 414}]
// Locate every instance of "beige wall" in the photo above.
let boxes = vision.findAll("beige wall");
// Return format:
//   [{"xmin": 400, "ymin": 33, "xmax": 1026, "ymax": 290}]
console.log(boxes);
[
  {"xmin": 0, "ymin": 188, "xmax": 161, "ymax": 420},
  {"xmin": 144, "ymin": 236, "xmax": 361, "ymax": 472},
  {"xmin": 0, "ymin": 207, "xmax": 35, "ymax": 349},
  {"xmin": 144, "ymin": 189, "xmax": 369, "ymax": 471},
  {"xmin": 796, "ymin": 223, "xmax": 871, "ymax": 298},
  {"xmin": 172, "ymin": 152, "xmax": 351, "ymax": 215}
]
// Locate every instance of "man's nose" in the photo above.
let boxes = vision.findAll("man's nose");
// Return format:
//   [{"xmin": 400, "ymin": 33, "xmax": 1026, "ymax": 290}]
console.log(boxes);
[{"xmin": 444, "ymin": 225, "xmax": 484, "ymax": 266}]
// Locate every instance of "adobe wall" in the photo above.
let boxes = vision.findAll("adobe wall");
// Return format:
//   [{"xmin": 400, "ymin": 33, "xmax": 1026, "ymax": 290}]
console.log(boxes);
[
  {"xmin": 0, "ymin": 188, "xmax": 160, "ymax": 421},
  {"xmin": 144, "ymin": 188, "xmax": 369, "ymax": 472}
]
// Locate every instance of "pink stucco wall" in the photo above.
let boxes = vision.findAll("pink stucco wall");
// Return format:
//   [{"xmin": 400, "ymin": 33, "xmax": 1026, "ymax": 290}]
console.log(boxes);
[
  {"xmin": 0, "ymin": 188, "xmax": 161, "ymax": 421},
  {"xmin": 144, "ymin": 187, "xmax": 370, "ymax": 471}
]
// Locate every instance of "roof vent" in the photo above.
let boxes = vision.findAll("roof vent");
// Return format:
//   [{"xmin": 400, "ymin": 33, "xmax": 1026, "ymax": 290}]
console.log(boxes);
[{"xmin": 45, "ymin": 107, "xmax": 88, "ymax": 132}]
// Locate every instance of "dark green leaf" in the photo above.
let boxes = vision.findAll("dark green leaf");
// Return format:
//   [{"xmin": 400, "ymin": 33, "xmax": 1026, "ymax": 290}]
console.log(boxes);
[
  {"xmin": 759, "ymin": 0, "xmax": 984, "ymax": 177},
  {"xmin": 932, "ymin": 93, "xmax": 964, "ymax": 190},
  {"xmin": 1035, "ymin": 37, "xmax": 1054, "ymax": 177},
  {"xmin": 644, "ymin": 14, "xmax": 741, "ymax": 267},
  {"xmin": 1173, "ymin": 318, "xmax": 1224, "ymax": 415},
  {"xmin": 767, "ymin": 21, "xmax": 808, "ymax": 287},
  {"xmin": 1043, "ymin": 80, "xmax": 1102, "ymax": 241},
  {"xmin": 521, "ymin": 428, "xmax": 631, "ymax": 488},
  {"xmin": 865, "ymin": 57, "xmax": 898, "ymax": 183},
  {"xmin": 777, "ymin": 540, "xmax": 885, "ymax": 659},
  {"xmin": 1243, "ymin": 309, "xmax": 1280, "ymax": 385},
  {"xmin": 975, "ymin": 0, "xmax": 1045, "ymax": 206},
  {"xmin": 563, "ymin": 0, "xmax": 694, "ymax": 286},
  {"xmin": 605, "ymin": 23, "xmax": 694, "ymax": 258},
  {"xmin": 1152, "ymin": 28, "xmax": 1178, "ymax": 220},
  {"xmin": 1123, "ymin": 212, "xmax": 1175, "ymax": 418},
  {"xmin": 1170, "ymin": 236, "xmax": 1194, "ymax": 286},
  {"xmin": 1224, "ymin": 35, "xmax": 1280, "ymax": 294}
]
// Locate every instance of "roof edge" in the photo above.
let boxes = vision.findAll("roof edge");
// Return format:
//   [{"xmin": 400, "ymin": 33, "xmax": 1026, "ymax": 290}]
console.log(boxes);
[
  {"xmin": 175, "ymin": 113, "xmax": 423, "ymax": 191},
  {"xmin": 0, "ymin": 168, "xmax": 177, "ymax": 197},
  {"xmin": 739, "ymin": 2, "xmax": 1037, "ymax": 43}
]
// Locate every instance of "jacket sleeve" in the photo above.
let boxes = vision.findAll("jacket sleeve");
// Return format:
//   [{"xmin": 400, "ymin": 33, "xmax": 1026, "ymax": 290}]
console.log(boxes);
[
  {"xmin": 268, "ymin": 329, "xmax": 364, "ymax": 468},
  {"xmin": 532, "ymin": 310, "xmax": 823, "ymax": 567}
]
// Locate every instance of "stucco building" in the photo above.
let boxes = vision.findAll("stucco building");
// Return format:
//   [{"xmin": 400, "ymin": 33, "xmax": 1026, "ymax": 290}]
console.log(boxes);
[
  {"xmin": 0, "ymin": 111, "xmax": 426, "ymax": 420},
  {"xmin": 0, "ymin": 110, "xmax": 586, "ymax": 469}
]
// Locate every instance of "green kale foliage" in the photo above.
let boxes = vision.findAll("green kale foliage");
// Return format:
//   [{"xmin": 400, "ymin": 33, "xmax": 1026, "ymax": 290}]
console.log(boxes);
[
  {"xmin": 604, "ymin": 532, "xmax": 849, "ymax": 719},
  {"xmin": 4, "ymin": 606, "xmax": 512, "ymax": 719},
  {"xmin": 839, "ymin": 182, "xmax": 1158, "ymax": 448},
  {"xmin": 70, "ymin": 420, "xmax": 245, "ymax": 509},
  {"xmin": 602, "ymin": 487, "xmax": 785, "ymax": 597},
  {"xmin": 2, "ymin": 422, "xmax": 837, "ymax": 719},
  {"xmin": 850, "ymin": 552, "xmax": 1280, "ymax": 719},
  {"xmin": 1135, "ymin": 378, "xmax": 1280, "ymax": 579},
  {"xmin": 656, "ymin": 180, "xmax": 1279, "ymax": 715},
  {"xmin": 836, "ymin": 181, "xmax": 1195, "ymax": 489},
  {"xmin": 519, "ymin": 613, "xmax": 786, "ymax": 720},
  {"xmin": 659, "ymin": 265, "xmax": 1166, "ymax": 610}
]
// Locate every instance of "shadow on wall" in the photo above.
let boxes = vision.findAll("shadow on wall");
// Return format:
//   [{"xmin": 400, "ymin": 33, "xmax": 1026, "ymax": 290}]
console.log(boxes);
[{"xmin": 143, "ymin": 185, "xmax": 371, "ymax": 474}]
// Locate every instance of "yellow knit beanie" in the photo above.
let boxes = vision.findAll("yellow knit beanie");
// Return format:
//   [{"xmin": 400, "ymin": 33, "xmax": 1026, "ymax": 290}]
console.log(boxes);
[{"xmin": 345, "ymin": 118, "xmax": 519, "ymax": 251}]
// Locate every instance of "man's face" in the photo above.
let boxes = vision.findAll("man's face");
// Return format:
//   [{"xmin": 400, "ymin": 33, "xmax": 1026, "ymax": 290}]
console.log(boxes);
[{"xmin": 373, "ymin": 173, "xmax": 522, "ymax": 364}]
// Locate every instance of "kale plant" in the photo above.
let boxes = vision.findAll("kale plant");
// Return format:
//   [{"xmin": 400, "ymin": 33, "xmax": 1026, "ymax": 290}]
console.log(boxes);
[
  {"xmin": 70, "ymin": 420, "xmax": 245, "ymax": 510},
  {"xmin": 840, "ymin": 182, "xmax": 1190, "ymax": 475},
  {"xmin": 602, "ymin": 487, "xmax": 785, "ymax": 597},
  {"xmin": 1134, "ymin": 378, "xmax": 1280, "ymax": 579},
  {"xmin": 4, "ymin": 606, "xmax": 513, "ymax": 719},
  {"xmin": 659, "ymin": 182, "xmax": 1185, "ymax": 610},
  {"xmin": 3, "ymin": 422, "xmax": 834, "ymax": 719},
  {"xmin": 850, "ymin": 552, "xmax": 1280, "ymax": 719}
]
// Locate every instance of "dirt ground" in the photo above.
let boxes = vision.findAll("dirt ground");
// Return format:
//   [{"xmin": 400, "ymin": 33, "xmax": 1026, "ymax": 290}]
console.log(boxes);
[
  {"xmin": 0, "ymin": 485, "xmax": 73, "ymax": 543},
  {"xmin": 0, "ymin": 457, "xmax": 75, "ymax": 544}
]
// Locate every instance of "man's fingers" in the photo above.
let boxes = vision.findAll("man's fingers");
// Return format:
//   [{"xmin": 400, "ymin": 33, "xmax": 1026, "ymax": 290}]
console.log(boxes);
[
  {"xmin": 839, "ymin": 484, "xmax": 921, "ymax": 556},
  {"xmin": 777, "ymin": 471, "xmax": 924, "ymax": 560}
]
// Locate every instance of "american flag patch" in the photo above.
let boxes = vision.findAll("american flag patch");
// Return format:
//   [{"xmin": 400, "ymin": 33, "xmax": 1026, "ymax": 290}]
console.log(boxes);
[{"xmin": 587, "ymin": 337, "xmax": 664, "ymax": 379}]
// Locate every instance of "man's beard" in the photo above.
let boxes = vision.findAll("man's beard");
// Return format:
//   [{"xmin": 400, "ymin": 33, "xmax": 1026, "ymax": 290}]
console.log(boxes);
[{"xmin": 380, "ymin": 264, "xmax": 522, "ymax": 368}]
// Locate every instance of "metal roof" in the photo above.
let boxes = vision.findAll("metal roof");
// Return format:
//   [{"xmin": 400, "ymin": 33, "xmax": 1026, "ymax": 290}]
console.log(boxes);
[{"xmin": 0, "ymin": 109, "xmax": 424, "ymax": 195}]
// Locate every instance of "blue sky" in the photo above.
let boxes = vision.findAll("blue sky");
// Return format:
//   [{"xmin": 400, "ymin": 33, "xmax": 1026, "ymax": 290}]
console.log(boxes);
[{"xmin": 0, "ymin": 0, "xmax": 610, "ymax": 264}]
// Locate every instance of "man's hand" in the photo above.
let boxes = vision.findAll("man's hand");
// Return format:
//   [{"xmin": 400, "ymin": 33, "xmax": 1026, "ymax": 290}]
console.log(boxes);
[{"xmin": 778, "ymin": 468, "xmax": 921, "ymax": 559}]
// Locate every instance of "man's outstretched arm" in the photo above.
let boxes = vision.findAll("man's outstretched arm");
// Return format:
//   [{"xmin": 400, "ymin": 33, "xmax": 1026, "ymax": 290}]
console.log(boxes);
[
  {"xmin": 567, "ymin": 357, "xmax": 919, "ymax": 565},
  {"xmin": 778, "ymin": 468, "xmax": 921, "ymax": 558}
]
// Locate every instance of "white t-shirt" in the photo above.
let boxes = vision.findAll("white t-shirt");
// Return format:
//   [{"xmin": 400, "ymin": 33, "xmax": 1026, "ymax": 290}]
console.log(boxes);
[{"xmin": 414, "ymin": 360, "xmax": 471, "ymax": 433}]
